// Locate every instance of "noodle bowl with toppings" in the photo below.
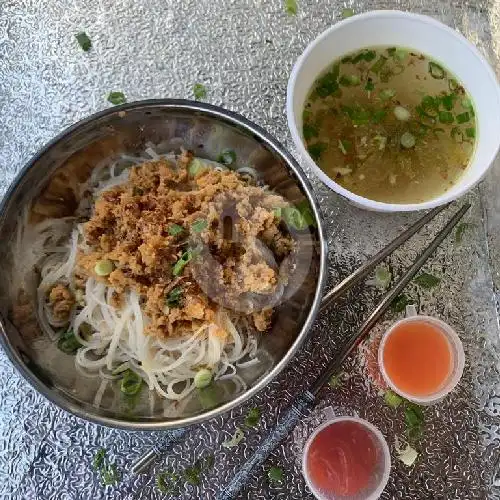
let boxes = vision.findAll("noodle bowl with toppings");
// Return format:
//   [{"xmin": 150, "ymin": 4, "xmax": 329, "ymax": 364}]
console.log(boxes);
[{"xmin": 13, "ymin": 146, "xmax": 314, "ymax": 411}]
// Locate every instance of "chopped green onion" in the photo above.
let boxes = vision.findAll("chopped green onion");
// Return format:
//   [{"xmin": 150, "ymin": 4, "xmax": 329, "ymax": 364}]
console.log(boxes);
[
  {"xmin": 75, "ymin": 32, "xmax": 91, "ymax": 52},
  {"xmin": 198, "ymin": 385, "xmax": 222, "ymax": 410},
  {"xmin": 303, "ymin": 109, "xmax": 312, "ymax": 121},
  {"xmin": 183, "ymin": 463, "xmax": 201, "ymax": 486},
  {"xmin": 191, "ymin": 219, "xmax": 208, "ymax": 233},
  {"xmin": 368, "ymin": 264, "xmax": 392, "ymax": 289},
  {"xmin": 371, "ymin": 109, "xmax": 387, "ymax": 124},
  {"xmin": 455, "ymin": 222, "xmax": 474, "ymax": 244},
  {"xmin": 94, "ymin": 259, "xmax": 114, "ymax": 276},
  {"xmin": 440, "ymin": 93, "xmax": 455, "ymax": 111},
  {"xmin": 461, "ymin": 97, "xmax": 473, "ymax": 110},
  {"xmin": 57, "ymin": 329, "xmax": 82, "ymax": 355},
  {"xmin": 394, "ymin": 106, "xmax": 411, "ymax": 121},
  {"xmin": 448, "ymin": 78, "xmax": 459, "ymax": 92},
  {"xmin": 268, "ymin": 466, "xmax": 284, "ymax": 483},
  {"xmin": 284, "ymin": 0, "xmax": 298, "ymax": 15},
  {"xmin": 282, "ymin": 206, "xmax": 307, "ymax": 230},
  {"xmin": 328, "ymin": 374, "xmax": 342, "ymax": 388},
  {"xmin": 188, "ymin": 158, "xmax": 206, "ymax": 177},
  {"xmin": 387, "ymin": 47, "xmax": 396, "ymax": 56},
  {"xmin": 120, "ymin": 369, "xmax": 142, "ymax": 396},
  {"xmin": 303, "ymin": 123, "xmax": 319, "ymax": 141},
  {"xmin": 107, "ymin": 92, "xmax": 126, "ymax": 105},
  {"xmin": 193, "ymin": 83, "xmax": 207, "ymax": 100},
  {"xmin": 166, "ymin": 287, "xmax": 183, "ymax": 308},
  {"xmin": 466, "ymin": 127, "xmax": 476, "ymax": 138},
  {"xmin": 307, "ymin": 142, "xmax": 327, "ymax": 162},
  {"xmin": 438, "ymin": 111, "xmax": 454, "ymax": 124},
  {"xmin": 414, "ymin": 272, "xmax": 440, "ymax": 289},
  {"xmin": 396, "ymin": 438, "xmax": 419, "ymax": 467},
  {"xmin": 172, "ymin": 250, "xmax": 193, "ymax": 276},
  {"xmin": 379, "ymin": 88, "xmax": 396, "ymax": 101},
  {"xmin": 420, "ymin": 95, "xmax": 439, "ymax": 117},
  {"xmin": 168, "ymin": 223, "xmax": 184, "ymax": 236},
  {"xmin": 156, "ymin": 470, "xmax": 179, "ymax": 494},
  {"xmin": 384, "ymin": 390, "xmax": 403, "ymax": 408},
  {"xmin": 450, "ymin": 126, "xmax": 465, "ymax": 143},
  {"xmin": 272, "ymin": 207, "xmax": 282, "ymax": 218},
  {"xmin": 428, "ymin": 61, "xmax": 446, "ymax": 79},
  {"xmin": 364, "ymin": 79, "xmax": 375, "ymax": 92},
  {"xmin": 400, "ymin": 131, "xmax": 416, "ymax": 149},
  {"xmin": 338, "ymin": 138, "xmax": 352, "ymax": 154},
  {"xmin": 391, "ymin": 294, "xmax": 414, "ymax": 313},
  {"xmin": 244, "ymin": 407, "xmax": 261, "ymax": 428},
  {"xmin": 456, "ymin": 111, "xmax": 471, "ymax": 124},
  {"xmin": 315, "ymin": 65, "xmax": 340, "ymax": 97},
  {"xmin": 217, "ymin": 148, "xmax": 236, "ymax": 166},
  {"xmin": 93, "ymin": 448, "xmax": 106, "ymax": 470},
  {"xmin": 341, "ymin": 7, "xmax": 355, "ymax": 18},
  {"xmin": 394, "ymin": 48, "xmax": 408, "ymax": 61},
  {"xmin": 222, "ymin": 427, "xmax": 245, "ymax": 448},
  {"xmin": 101, "ymin": 464, "xmax": 120, "ymax": 486},
  {"xmin": 296, "ymin": 199, "xmax": 317, "ymax": 227},
  {"xmin": 351, "ymin": 50, "xmax": 376, "ymax": 63},
  {"xmin": 370, "ymin": 55, "xmax": 388, "ymax": 74},
  {"xmin": 339, "ymin": 74, "xmax": 360, "ymax": 86},
  {"xmin": 194, "ymin": 368, "xmax": 212, "ymax": 389},
  {"xmin": 404, "ymin": 402, "xmax": 425, "ymax": 441}
]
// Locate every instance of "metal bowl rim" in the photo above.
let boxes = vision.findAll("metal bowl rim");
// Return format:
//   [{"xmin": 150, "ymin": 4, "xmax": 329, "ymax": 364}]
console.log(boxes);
[{"xmin": 0, "ymin": 98, "xmax": 328, "ymax": 430}]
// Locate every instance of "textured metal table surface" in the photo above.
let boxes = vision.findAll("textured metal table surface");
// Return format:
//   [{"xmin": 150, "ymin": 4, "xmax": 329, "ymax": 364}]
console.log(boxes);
[{"xmin": 1, "ymin": 1, "xmax": 500, "ymax": 499}]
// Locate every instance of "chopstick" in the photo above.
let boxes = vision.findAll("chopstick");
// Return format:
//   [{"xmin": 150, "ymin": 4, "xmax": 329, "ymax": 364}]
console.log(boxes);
[
  {"xmin": 216, "ymin": 202, "xmax": 470, "ymax": 500},
  {"xmin": 320, "ymin": 203, "xmax": 448, "ymax": 311},
  {"xmin": 129, "ymin": 203, "xmax": 455, "ymax": 475}
]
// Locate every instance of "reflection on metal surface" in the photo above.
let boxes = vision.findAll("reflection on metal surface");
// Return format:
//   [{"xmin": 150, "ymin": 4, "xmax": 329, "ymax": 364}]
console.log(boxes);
[{"xmin": 0, "ymin": 1, "xmax": 499, "ymax": 499}]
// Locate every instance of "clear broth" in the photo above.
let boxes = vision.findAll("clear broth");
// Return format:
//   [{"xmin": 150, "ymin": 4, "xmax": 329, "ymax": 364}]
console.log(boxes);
[{"xmin": 303, "ymin": 46, "xmax": 476, "ymax": 203}]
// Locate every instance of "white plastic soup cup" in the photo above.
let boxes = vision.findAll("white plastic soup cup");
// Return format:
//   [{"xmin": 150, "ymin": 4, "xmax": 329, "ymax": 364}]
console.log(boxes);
[
  {"xmin": 378, "ymin": 305, "xmax": 465, "ymax": 405},
  {"xmin": 287, "ymin": 10, "xmax": 500, "ymax": 212},
  {"xmin": 302, "ymin": 416, "xmax": 391, "ymax": 500}
]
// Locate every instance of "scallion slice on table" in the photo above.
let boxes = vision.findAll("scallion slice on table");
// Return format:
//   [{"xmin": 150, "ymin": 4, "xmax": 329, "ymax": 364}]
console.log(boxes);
[
  {"xmin": 75, "ymin": 31, "xmax": 91, "ymax": 51},
  {"xmin": 193, "ymin": 83, "xmax": 207, "ymax": 100},
  {"xmin": 107, "ymin": 92, "xmax": 126, "ymax": 105},
  {"xmin": 222, "ymin": 427, "xmax": 245, "ymax": 448}
]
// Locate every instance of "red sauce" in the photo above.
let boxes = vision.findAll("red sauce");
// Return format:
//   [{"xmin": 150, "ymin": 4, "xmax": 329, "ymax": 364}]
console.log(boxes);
[{"xmin": 305, "ymin": 420, "xmax": 379, "ymax": 498}]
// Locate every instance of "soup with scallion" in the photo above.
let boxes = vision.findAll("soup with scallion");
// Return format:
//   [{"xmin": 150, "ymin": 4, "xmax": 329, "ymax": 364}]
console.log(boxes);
[{"xmin": 303, "ymin": 46, "xmax": 476, "ymax": 203}]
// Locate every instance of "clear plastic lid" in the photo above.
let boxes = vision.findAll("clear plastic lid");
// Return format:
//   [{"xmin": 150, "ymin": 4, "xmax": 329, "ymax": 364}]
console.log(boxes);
[
  {"xmin": 378, "ymin": 305, "xmax": 465, "ymax": 405},
  {"xmin": 302, "ymin": 416, "xmax": 391, "ymax": 500}
]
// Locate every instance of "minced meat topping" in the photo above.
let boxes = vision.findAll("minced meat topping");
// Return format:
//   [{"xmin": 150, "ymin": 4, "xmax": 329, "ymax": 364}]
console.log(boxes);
[{"xmin": 75, "ymin": 151, "xmax": 294, "ymax": 338}]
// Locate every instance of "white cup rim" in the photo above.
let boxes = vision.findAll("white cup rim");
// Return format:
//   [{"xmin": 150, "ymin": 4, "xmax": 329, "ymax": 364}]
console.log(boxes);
[
  {"xmin": 301, "ymin": 416, "xmax": 391, "ymax": 500},
  {"xmin": 378, "ymin": 315, "xmax": 465, "ymax": 403},
  {"xmin": 286, "ymin": 10, "xmax": 500, "ymax": 212}
]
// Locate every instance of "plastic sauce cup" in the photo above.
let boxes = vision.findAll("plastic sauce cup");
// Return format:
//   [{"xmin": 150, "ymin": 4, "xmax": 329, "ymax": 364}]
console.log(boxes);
[
  {"xmin": 378, "ymin": 305, "xmax": 465, "ymax": 405},
  {"xmin": 302, "ymin": 416, "xmax": 391, "ymax": 500}
]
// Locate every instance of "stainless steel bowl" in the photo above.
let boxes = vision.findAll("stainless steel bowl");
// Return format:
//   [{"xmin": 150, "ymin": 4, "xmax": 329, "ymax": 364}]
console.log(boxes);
[{"xmin": 0, "ymin": 99, "xmax": 327, "ymax": 430}]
